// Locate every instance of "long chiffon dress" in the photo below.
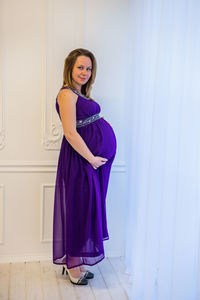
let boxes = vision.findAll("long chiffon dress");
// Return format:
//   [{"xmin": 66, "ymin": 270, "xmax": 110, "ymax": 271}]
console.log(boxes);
[{"xmin": 53, "ymin": 86, "xmax": 117, "ymax": 269}]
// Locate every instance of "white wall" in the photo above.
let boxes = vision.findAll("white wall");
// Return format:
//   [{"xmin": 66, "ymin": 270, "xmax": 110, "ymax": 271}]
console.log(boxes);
[{"xmin": 0, "ymin": 0, "xmax": 129, "ymax": 262}]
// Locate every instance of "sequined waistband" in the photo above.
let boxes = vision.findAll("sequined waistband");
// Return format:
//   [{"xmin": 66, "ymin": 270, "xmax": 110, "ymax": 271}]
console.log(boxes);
[{"xmin": 76, "ymin": 113, "xmax": 101, "ymax": 128}]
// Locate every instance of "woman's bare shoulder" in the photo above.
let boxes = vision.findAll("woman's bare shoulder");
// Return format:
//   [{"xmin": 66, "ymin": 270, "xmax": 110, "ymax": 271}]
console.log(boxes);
[{"xmin": 57, "ymin": 88, "xmax": 78, "ymax": 105}]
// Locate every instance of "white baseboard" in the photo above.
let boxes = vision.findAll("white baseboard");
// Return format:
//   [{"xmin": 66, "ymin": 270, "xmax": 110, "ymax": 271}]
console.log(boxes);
[
  {"xmin": 0, "ymin": 251, "xmax": 124, "ymax": 264},
  {"xmin": 0, "ymin": 253, "xmax": 52, "ymax": 263}
]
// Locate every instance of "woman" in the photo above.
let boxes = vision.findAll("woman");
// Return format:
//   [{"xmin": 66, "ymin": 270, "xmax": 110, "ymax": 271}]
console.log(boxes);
[{"xmin": 53, "ymin": 48, "xmax": 117, "ymax": 285}]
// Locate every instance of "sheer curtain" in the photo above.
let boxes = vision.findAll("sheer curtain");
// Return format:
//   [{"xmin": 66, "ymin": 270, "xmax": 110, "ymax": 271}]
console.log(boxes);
[{"xmin": 124, "ymin": 1, "xmax": 200, "ymax": 299}]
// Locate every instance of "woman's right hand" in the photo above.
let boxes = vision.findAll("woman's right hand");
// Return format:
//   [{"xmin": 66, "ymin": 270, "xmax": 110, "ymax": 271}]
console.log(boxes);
[{"xmin": 90, "ymin": 156, "xmax": 108, "ymax": 169}]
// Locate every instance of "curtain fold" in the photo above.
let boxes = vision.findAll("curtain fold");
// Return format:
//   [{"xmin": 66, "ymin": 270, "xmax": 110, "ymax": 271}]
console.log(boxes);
[{"xmin": 124, "ymin": 1, "xmax": 200, "ymax": 299}]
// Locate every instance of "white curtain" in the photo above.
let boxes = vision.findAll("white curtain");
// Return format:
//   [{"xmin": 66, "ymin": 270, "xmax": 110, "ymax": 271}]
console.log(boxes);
[{"xmin": 124, "ymin": 1, "xmax": 200, "ymax": 299}]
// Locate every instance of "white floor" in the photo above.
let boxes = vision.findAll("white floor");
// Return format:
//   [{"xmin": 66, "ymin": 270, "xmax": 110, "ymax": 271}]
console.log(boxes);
[{"xmin": 0, "ymin": 256, "xmax": 130, "ymax": 300}]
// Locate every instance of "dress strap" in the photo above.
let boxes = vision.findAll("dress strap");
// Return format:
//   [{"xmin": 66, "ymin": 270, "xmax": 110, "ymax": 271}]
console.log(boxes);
[
  {"xmin": 61, "ymin": 86, "xmax": 79, "ymax": 96},
  {"xmin": 60, "ymin": 86, "xmax": 73, "ymax": 92},
  {"xmin": 60, "ymin": 86, "xmax": 90, "ymax": 100}
]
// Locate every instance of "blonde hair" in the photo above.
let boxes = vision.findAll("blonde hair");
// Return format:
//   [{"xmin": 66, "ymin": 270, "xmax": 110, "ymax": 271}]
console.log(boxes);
[{"xmin": 63, "ymin": 48, "xmax": 97, "ymax": 99}]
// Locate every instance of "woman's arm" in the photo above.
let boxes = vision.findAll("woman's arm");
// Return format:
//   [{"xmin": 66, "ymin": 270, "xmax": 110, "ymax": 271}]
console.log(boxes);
[{"xmin": 57, "ymin": 89, "xmax": 95, "ymax": 164}]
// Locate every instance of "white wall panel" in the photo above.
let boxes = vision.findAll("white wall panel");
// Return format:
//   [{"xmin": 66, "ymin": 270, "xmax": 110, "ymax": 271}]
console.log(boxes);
[
  {"xmin": 0, "ymin": 1, "xmax": 5, "ymax": 150},
  {"xmin": 0, "ymin": 160, "xmax": 125, "ymax": 173},
  {"xmin": 40, "ymin": 184, "xmax": 54, "ymax": 243},
  {"xmin": 0, "ymin": 0, "xmax": 128, "ymax": 262},
  {"xmin": 0, "ymin": 184, "xmax": 5, "ymax": 244},
  {"xmin": 43, "ymin": 0, "xmax": 89, "ymax": 150}
]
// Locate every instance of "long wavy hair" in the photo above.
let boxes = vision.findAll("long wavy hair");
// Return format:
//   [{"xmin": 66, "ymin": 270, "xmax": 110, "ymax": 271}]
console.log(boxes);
[{"xmin": 63, "ymin": 48, "xmax": 97, "ymax": 99}]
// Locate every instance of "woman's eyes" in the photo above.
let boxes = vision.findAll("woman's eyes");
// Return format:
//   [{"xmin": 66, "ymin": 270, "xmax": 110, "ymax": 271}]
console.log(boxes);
[{"xmin": 77, "ymin": 66, "xmax": 92, "ymax": 71}]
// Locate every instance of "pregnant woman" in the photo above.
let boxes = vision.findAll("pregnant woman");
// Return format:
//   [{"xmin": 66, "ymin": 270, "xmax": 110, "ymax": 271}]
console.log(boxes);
[{"xmin": 53, "ymin": 48, "xmax": 117, "ymax": 285}]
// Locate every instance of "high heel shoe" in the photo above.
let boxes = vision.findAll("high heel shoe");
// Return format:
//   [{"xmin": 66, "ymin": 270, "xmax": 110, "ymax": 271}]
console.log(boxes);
[
  {"xmin": 81, "ymin": 270, "xmax": 94, "ymax": 279},
  {"xmin": 62, "ymin": 265, "xmax": 88, "ymax": 285}
]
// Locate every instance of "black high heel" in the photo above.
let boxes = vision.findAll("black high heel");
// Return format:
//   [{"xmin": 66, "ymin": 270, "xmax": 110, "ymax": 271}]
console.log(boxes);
[
  {"xmin": 62, "ymin": 266, "xmax": 65, "ymax": 275},
  {"xmin": 62, "ymin": 265, "xmax": 88, "ymax": 285},
  {"xmin": 81, "ymin": 270, "xmax": 94, "ymax": 279}
]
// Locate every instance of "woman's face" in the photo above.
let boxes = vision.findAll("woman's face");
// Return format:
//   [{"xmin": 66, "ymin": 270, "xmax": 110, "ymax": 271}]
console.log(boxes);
[{"xmin": 71, "ymin": 55, "xmax": 92, "ymax": 91}]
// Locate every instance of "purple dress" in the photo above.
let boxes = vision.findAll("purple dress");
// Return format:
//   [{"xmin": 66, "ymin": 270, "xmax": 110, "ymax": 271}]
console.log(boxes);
[{"xmin": 53, "ymin": 86, "xmax": 117, "ymax": 269}]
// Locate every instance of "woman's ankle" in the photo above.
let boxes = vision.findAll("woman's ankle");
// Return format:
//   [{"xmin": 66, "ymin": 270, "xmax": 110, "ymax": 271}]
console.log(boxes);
[
  {"xmin": 80, "ymin": 265, "xmax": 86, "ymax": 272},
  {"xmin": 68, "ymin": 266, "xmax": 82, "ymax": 278}
]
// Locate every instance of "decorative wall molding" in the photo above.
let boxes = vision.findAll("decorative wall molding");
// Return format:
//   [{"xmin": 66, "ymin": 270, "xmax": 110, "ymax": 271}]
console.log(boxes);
[
  {"xmin": 0, "ymin": 0, "xmax": 128, "ymax": 267},
  {"xmin": 40, "ymin": 184, "xmax": 54, "ymax": 243},
  {"xmin": 0, "ymin": 161, "xmax": 57, "ymax": 173},
  {"xmin": 43, "ymin": 0, "xmax": 63, "ymax": 150},
  {"xmin": 0, "ymin": 253, "xmax": 52, "ymax": 263},
  {"xmin": 0, "ymin": 3, "xmax": 5, "ymax": 150},
  {"xmin": 0, "ymin": 254, "xmax": 121, "ymax": 264},
  {"xmin": 43, "ymin": 0, "xmax": 87, "ymax": 150},
  {"xmin": 0, "ymin": 160, "xmax": 126, "ymax": 173},
  {"xmin": 72, "ymin": 0, "xmax": 86, "ymax": 48},
  {"xmin": 0, "ymin": 184, "xmax": 5, "ymax": 244}
]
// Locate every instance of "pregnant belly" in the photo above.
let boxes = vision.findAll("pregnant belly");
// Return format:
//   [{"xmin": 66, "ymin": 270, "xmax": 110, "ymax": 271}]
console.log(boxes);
[{"xmin": 78, "ymin": 118, "xmax": 117, "ymax": 160}]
